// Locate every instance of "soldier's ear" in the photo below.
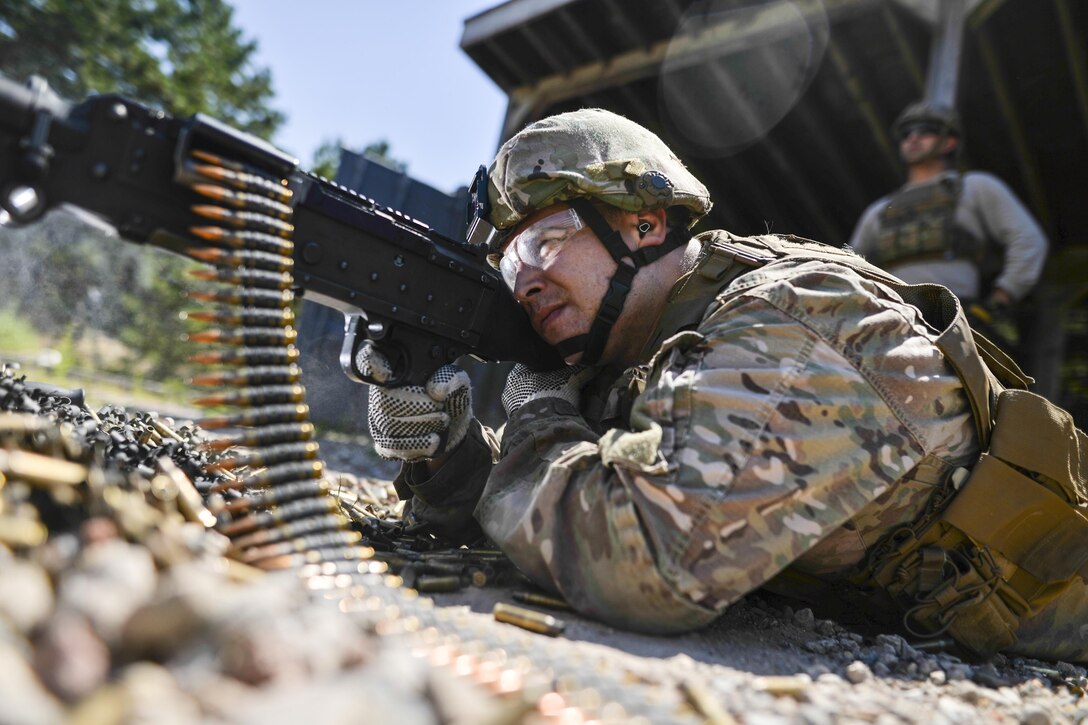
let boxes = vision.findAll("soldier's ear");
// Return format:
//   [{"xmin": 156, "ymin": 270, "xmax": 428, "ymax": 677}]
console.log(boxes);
[
  {"xmin": 941, "ymin": 136, "xmax": 959, "ymax": 155},
  {"xmin": 634, "ymin": 208, "xmax": 668, "ymax": 248}
]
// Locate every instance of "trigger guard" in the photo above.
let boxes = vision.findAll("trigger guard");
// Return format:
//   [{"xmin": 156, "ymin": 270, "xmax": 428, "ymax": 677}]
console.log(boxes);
[{"xmin": 339, "ymin": 314, "xmax": 410, "ymax": 386}]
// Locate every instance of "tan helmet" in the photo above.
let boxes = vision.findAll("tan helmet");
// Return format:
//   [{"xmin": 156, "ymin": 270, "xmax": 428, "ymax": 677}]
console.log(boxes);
[
  {"xmin": 487, "ymin": 108, "xmax": 712, "ymax": 231},
  {"xmin": 892, "ymin": 100, "xmax": 961, "ymax": 139}
]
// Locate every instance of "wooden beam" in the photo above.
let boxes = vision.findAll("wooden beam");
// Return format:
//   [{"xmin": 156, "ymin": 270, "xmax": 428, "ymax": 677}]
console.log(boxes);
[{"xmin": 976, "ymin": 27, "xmax": 1051, "ymax": 229}]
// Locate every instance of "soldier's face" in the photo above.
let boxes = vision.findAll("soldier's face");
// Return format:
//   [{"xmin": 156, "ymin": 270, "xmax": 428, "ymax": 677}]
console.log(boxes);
[
  {"xmin": 899, "ymin": 127, "xmax": 957, "ymax": 165},
  {"xmin": 503, "ymin": 203, "xmax": 620, "ymax": 359}
]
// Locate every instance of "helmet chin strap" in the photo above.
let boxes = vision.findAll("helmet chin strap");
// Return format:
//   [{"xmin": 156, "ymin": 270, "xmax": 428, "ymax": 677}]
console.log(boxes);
[{"xmin": 554, "ymin": 199, "xmax": 687, "ymax": 366}]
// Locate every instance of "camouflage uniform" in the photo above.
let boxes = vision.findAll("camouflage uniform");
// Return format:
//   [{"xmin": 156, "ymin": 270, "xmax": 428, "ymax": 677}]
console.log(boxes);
[
  {"xmin": 400, "ymin": 229, "xmax": 985, "ymax": 622},
  {"xmin": 393, "ymin": 109, "xmax": 1088, "ymax": 660}
]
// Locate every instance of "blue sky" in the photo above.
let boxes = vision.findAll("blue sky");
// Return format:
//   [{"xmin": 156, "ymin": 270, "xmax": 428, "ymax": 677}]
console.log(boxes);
[{"xmin": 228, "ymin": 1, "xmax": 507, "ymax": 194}]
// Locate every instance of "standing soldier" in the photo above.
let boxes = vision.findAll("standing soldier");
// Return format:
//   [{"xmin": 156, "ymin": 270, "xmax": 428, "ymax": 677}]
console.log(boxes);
[
  {"xmin": 363, "ymin": 108, "xmax": 1088, "ymax": 662},
  {"xmin": 848, "ymin": 101, "xmax": 1049, "ymax": 349}
]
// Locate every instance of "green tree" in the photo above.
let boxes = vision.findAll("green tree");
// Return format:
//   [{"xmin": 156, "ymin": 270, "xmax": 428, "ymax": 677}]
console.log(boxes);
[
  {"xmin": 0, "ymin": 0, "xmax": 283, "ymax": 137},
  {"xmin": 309, "ymin": 137, "xmax": 408, "ymax": 181},
  {"xmin": 0, "ymin": 0, "xmax": 285, "ymax": 386}
]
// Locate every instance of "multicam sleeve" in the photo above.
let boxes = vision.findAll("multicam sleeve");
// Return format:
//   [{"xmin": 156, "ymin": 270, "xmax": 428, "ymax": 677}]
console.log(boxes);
[{"xmin": 477, "ymin": 268, "xmax": 938, "ymax": 634}]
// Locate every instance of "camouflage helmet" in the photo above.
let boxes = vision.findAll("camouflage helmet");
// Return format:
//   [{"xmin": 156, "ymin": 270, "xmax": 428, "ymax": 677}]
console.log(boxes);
[
  {"xmin": 892, "ymin": 100, "xmax": 961, "ymax": 138},
  {"xmin": 487, "ymin": 108, "xmax": 712, "ymax": 231}
]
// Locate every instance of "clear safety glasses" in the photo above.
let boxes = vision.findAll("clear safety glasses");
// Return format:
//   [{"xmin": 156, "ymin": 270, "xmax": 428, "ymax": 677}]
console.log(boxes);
[{"xmin": 487, "ymin": 207, "xmax": 585, "ymax": 290}]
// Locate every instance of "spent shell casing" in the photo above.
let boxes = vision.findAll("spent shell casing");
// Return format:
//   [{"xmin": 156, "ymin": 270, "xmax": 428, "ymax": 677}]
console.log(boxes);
[
  {"xmin": 184, "ymin": 247, "xmax": 294, "ymax": 273},
  {"xmin": 229, "ymin": 512, "xmax": 348, "ymax": 550},
  {"xmin": 183, "ymin": 307, "xmax": 295, "ymax": 328},
  {"xmin": 415, "ymin": 575, "xmax": 464, "ymax": 593},
  {"xmin": 493, "ymin": 603, "xmax": 565, "ymax": 637},
  {"xmin": 191, "ymin": 183, "xmax": 294, "ymax": 219},
  {"xmin": 209, "ymin": 439, "xmax": 318, "ymax": 470},
  {"xmin": 420, "ymin": 560, "xmax": 466, "ymax": 577},
  {"xmin": 188, "ymin": 346, "xmax": 300, "ymax": 367},
  {"xmin": 186, "ymin": 326, "xmax": 298, "ymax": 347},
  {"xmin": 155, "ymin": 457, "xmax": 217, "ymax": 528},
  {"xmin": 512, "ymin": 591, "xmax": 572, "ymax": 611},
  {"xmin": 204, "ymin": 421, "xmax": 315, "ymax": 449},
  {"xmin": 0, "ymin": 516, "xmax": 48, "ymax": 547},
  {"xmin": 210, "ymin": 459, "xmax": 324, "ymax": 493},
  {"xmin": 0, "ymin": 449, "xmax": 88, "ymax": 486},
  {"xmin": 218, "ymin": 495, "xmax": 339, "ymax": 537},
  {"xmin": 200, "ymin": 404, "xmax": 312, "ymax": 430},
  {"xmin": 221, "ymin": 477, "xmax": 330, "ymax": 512},
  {"xmin": 191, "ymin": 205, "xmax": 294, "ymax": 236},
  {"xmin": 190, "ymin": 364, "xmax": 302, "ymax": 388},
  {"xmin": 194, "ymin": 384, "xmax": 306, "ymax": 408},
  {"xmin": 189, "ymin": 226, "xmax": 294, "ymax": 255},
  {"xmin": 188, "ymin": 267, "xmax": 293, "ymax": 289}
]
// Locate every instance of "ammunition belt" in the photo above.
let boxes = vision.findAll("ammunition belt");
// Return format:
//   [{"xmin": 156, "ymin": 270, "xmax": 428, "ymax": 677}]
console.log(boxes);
[{"xmin": 170, "ymin": 146, "xmax": 705, "ymax": 721}]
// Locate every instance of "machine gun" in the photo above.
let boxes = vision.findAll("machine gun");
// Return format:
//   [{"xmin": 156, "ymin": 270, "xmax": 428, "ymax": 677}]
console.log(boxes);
[{"xmin": 0, "ymin": 73, "xmax": 561, "ymax": 387}]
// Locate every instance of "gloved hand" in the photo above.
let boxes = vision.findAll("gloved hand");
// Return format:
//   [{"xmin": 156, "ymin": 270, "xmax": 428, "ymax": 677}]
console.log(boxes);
[
  {"xmin": 501, "ymin": 364, "xmax": 596, "ymax": 418},
  {"xmin": 358, "ymin": 342, "xmax": 473, "ymax": 461}
]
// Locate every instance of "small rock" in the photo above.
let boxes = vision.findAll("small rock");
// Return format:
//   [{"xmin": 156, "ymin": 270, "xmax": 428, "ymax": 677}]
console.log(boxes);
[
  {"xmin": 0, "ymin": 559, "xmax": 54, "ymax": 633},
  {"xmin": 929, "ymin": 669, "xmax": 948, "ymax": 685},
  {"xmin": 0, "ymin": 643, "xmax": 65, "ymax": 724},
  {"xmin": 846, "ymin": 661, "xmax": 871, "ymax": 684},
  {"xmin": 34, "ymin": 612, "xmax": 110, "ymax": 701},
  {"xmin": 815, "ymin": 619, "xmax": 838, "ymax": 637},
  {"xmin": 1020, "ymin": 705, "xmax": 1054, "ymax": 725},
  {"xmin": 793, "ymin": 608, "xmax": 815, "ymax": 631}
]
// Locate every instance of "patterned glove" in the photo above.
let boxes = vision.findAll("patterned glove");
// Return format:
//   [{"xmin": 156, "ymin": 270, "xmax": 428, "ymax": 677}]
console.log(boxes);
[
  {"xmin": 358, "ymin": 342, "xmax": 473, "ymax": 461},
  {"xmin": 501, "ymin": 364, "xmax": 596, "ymax": 417}
]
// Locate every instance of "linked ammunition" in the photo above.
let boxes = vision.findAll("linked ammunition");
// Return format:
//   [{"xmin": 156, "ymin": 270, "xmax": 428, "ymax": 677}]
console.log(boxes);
[
  {"xmin": 189, "ymin": 226, "xmax": 294, "ymax": 255},
  {"xmin": 186, "ymin": 326, "xmax": 298, "ymax": 347},
  {"xmin": 155, "ymin": 457, "xmax": 217, "ymax": 528},
  {"xmin": 200, "ymin": 404, "xmax": 312, "ymax": 430},
  {"xmin": 188, "ymin": 346, "xmax": 300, "ymax": 367},
  {"xmin": 209, "ymin": 439, "xmax": 318, "ymax": 470},
  {"xmin": 229, "ymin": 512, "xmax": 348, "ymax": 550},
  {"xmin": 188, "ymin": 267, "xmax": 293, "ymax": 290},
  {"xmin": 221, "ymin": 477, "xmax": 330, "ymax": 512},
  {"xmin": 190, "ymin": 204, "xmax": 294, "ymax": 236},
  {"xmin": 493, "ymin": 603, "xmax": 566, "ymax": 637},
  {"xmin": 191, "ymin": 183, "xmax": 294, "ymax": 219},
  {"xmin": 512, "ymin": 591, "xmax": 572, "ymax": 611},
  {"xmin": 194, "ymin": 384, "xmax": 306, "ymax": 408},
  {"xmin": 183, "ymin": 307, "xmax": 295, "ymax": 328},
  {"xmin": 239, "ymin": 529, "xmax": 363, "ymax": 564},
  {"xmin": 217, "ymin": 495, "xmax": 339, "ymax": 537},
  {"xmin": 209, "ymin": 459, "xmax": 324, "ymax": 493},
  {"xmin": 257, "ymin": 544, "xmax": 374, "ymax": 571},
  {"xmin": 190, "ymin": 364, "xmax": 302, "ymax": 388},
  {"xmin": 188, "ymin": 153, "xmax": 293, "ymax": 202},
  {"xmin": 183, "ymin": 247, "xmax": 294, "ymax": 273},
  {"xmin": 204, "ymin": 421, "xmax": 315, "ymax": 449}
]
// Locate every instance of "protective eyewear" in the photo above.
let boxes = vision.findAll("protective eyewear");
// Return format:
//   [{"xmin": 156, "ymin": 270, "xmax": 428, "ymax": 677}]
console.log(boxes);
[
  {"xmin": 486, "ymin": 207, "xmax": 584, "ymax": 290},
  {"xmin": 898, "ymin": 122, "xmax": 946, "ymax": 140}
]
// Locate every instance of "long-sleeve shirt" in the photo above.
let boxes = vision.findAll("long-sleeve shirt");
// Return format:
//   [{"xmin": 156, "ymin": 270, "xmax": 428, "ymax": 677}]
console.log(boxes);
[
  {"xmin": 395, "ymin": 231, "xmax": 978, "ymax": 634},
  {"xmin": 848, "ymin": 171, "xmax": 1048, "ymax": 301}
]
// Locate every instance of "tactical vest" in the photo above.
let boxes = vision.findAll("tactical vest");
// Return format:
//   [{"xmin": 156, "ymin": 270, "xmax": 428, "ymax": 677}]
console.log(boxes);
[
  {"xmin": 871, "ymin": 174, "xmax": 988, "ymax": 272},
  {"xmin": 647, "ymin": 230, "xmax": 1088, "ymax": 657}
]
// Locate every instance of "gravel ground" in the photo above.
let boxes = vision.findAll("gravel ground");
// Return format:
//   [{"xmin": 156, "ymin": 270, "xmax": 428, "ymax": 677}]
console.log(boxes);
[{"xmin": 1, "ymin": 370, "xmax": 1086, "ymax": 724}]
